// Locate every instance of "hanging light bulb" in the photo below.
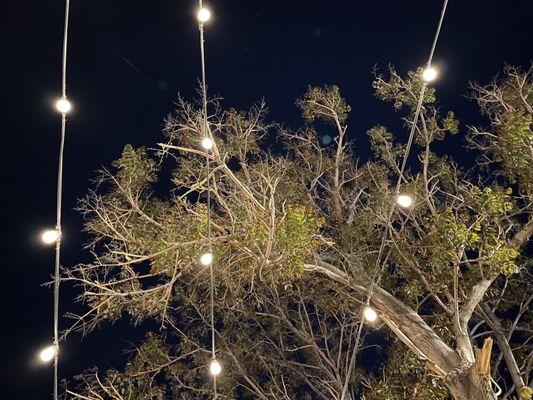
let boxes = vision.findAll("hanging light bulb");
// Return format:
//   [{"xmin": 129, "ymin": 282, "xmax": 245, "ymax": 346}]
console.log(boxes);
[
  {"xmin": 55, "ymin": 98, "xmax": 72, "ymax": 114},
  {"xmin": 395, "ymin": 194, "xmax": 413, "ymax": 208},
  {"xmin": 39, "ymin": 345, "xmax": 57, "ymax": 363},
  {"xmin": 209, "ymin": 358, "xmax": 222, "ymax": 376},
  {"xmin": 363, "ymin": 306, "xmax": 378, "ymax": 322},
  {"xmin": 200, "ymin": 252, "xmax": 213, "ymax": 266},
  {"xmin": 197, "ymin": 8, "xmax": 212, "ymax": 23},
  {"xmin": 201, "ymin": 137, "xmax": 214, "ymax": 150},
  {"xmin": 422, "ymin": 66, "xmax": 438, "ymax": 83},
  {"xmin": 41, "ymin": 229, "xmax": 61, "ymax": 244}
]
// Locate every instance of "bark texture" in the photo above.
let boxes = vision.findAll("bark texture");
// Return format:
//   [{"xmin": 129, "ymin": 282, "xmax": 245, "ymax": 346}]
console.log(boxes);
[
  {"xmin": 445, "ymin": 365, "xmax": 497, "ymax": 400},
  {"xmin": 305, "ymin": 260, "xmax": 501, "ymax": 400}
]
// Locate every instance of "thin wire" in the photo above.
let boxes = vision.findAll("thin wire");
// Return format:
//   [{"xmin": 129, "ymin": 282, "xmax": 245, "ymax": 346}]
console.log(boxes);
[
  {"xmin": 427, "ymin": 0, "xmax": 449, "ymax": 68},
  {"xmin": 53, "ymin": 1, "xmax": 71, "ymax": 399},
  {"xmin": 197, "ymin": 1, "xmax": 218, "ymax": 398},
  {"xmin": 340, "ymin": 1, "xmax": 449, "ymax": 398},
  {"xmin": 61, "ymin": 0, "xmax": 70, "ymax": 98},
  {"xmin": 397, "ymin": 0, "xmax": 449, "ymax": 185}
]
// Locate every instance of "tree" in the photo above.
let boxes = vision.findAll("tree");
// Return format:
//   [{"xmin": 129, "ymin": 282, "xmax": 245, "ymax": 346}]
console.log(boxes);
[{"xmin": 64, "ymin": 65, "xmax": 532, "ymax": 400}]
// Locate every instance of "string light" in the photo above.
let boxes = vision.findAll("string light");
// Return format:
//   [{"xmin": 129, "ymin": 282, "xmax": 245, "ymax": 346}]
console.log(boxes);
[
  {"xmin": 209, "ymin": 358, "xmax": 222, "ymax": 376},
  {"xmin": 197, "ymin": 8, "xmax": 211, "ymax": 23},
  {"xmin": 340, "ymin": 3, "xmax": 449, "ymax": 399},
  {"xmin": 422, "ymin": 66, "xmax": 438, "ymax": 82},
  {"xmin": 39, "ymin": 345, "xmax": 57, "ymax": 363},
  {"xmin": 55, "ymin": 98, "xmax": 72, "ymax": 114},
  {"xmin": 196, "ymin": 3, "xmax": 220, "ymax": 396},
  {"xmin": 41, "ymin": 229, "xmax": 61, "ymax": 245},
  {"xmin": 395, "ymin": 194, "xmax": 413, "ymax": 208},
  {"xmin": 363, "ymin": 307, "xmax": 378, "ymax": 322},
  {"xmin": 50, "ymin": 1, "xmax": 72, "ymax": 398},
  {"xmin": 201, "ymin": 137, "xmax": 214, "ymax": 150},
  {"xmin": 200, "ymin": 251, "xmax": 213, "ymax": 266}
]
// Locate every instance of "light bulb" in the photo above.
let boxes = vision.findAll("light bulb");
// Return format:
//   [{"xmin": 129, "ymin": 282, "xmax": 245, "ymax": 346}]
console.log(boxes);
[
  {"xmin": 395, "ymin": 194, "xmax": 413, "ymax": 208},
  {"xmin": 422, "ymin": 67, "xmax": 438, "ymax": 83},
  {"xmin": 209, "ymin": 359, "xmax": 222, "ymax": 376},
  {"xmin": 41, "ymin": 229, "xmax": 60, "ymax": 244},
  {"xmin": 201, "ymin": 137, "xmax": 214, "ymax": 150},
  {"xmin": 39, "ymin": 345, "xmax": 57, "ymax": 363},
  {"xmin": 55, "ymin": 98, "xmax": 72, "ymax": 114},
  {"xmin": 197, "ymin": 8, "xmax": 211, "ymax": 23},
  {"xmin": 200, "ymin": 252, "xmax": 213, "ymax": 266},
  {"xmin": 363, "ymin": 306, "xmax": 378, "ymax": 322}
]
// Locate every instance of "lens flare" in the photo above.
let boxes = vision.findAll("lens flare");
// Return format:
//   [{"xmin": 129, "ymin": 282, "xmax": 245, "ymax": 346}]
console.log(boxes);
[
  {"xmin": 363, "ymin": 307, "xmax": 378, "ymax": 322},
  {"xmin": 197, "ymin": 8, "xmax": 211, "ymax": 23},
  {"xmin": 55, "ymin": 98, "xmax": 72, "ymax": 114},
  {"xmin": 422, "ymin": 67, "xmax": 438, "ymax": 82},
  {"xmin": 209, "ymin": 358, "xmax": 222, "ymax": 376},
  {"xmin": 39, "ymin": 345, "xmax": 57, "ymax": 363}
]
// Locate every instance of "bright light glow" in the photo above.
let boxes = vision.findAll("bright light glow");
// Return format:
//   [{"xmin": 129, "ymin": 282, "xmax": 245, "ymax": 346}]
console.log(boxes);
[
  {"xmin": 200, "ymin": 252, "xmax": 213, "ymax": 266},
  {"xmin": 209, "ymin": 359, "xmax": 222, "ymax": 376},
  {"xmin": 41, "ymin": 229, "xmax": 60, "ymax": 244},
  {"xmin": 395, "ymin": 194, "xmax": 413, "ymax": 208},
  {"xmin": 201, "ymin": 137, "xmax": 214, "ymax": 150},
  {"xmin": 197, "ymin": 8, "xmax": 212, "ymax": 23},
  {"xmin": 363, "ymin": 307, "xmax": 378, "ymax": 322},
  {"xmin": 39, "ymin": 345, "xmax": 57, "ymax": 363},
  {"xmin": 422, "ymin": 67, "xmax": 438, "ymax": 83},
  {"xmin": 55, "ymin": 98, "xmax": 72, "ymax": 114}
]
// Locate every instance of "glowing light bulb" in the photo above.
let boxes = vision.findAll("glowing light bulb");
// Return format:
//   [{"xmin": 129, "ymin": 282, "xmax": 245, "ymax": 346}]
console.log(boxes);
[
  {"xmin": 209, "ymin": 359, "xmax": 222, "ymax": 376},
  {"xmin": 363, "ymin": 306, "xmax": 378, "ymax": 322},
  {"xmin": 395, "ymin": 194, "xmax": 413, "ymax": 208},
  {"xmin": 201, "ymin": 137, "xmax": 214, "ymax": 150},
  {"xmin": 197, "ymin": 8, "xmax": 211, "ymax": 23},
  {"xmin": 39, "ymin": 345, "xmax": 57, "ymax": 363},
  {"xmin": 55, "ymin": 98, "xmax": 72, "ymax": 114},
  {"xmin": 41, "ymin": 229, "xmax": 60, "ymax": 244},
  {"xmin": 422, "ymin": 67, "xmax": 438, "ymax": 83},
  {"xmin": 200, "ymin": 252, "xmax": 213, "ymax": 266}
]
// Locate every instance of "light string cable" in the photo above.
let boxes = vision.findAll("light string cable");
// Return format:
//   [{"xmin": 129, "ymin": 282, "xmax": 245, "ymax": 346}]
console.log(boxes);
[
  {"xmin": 340, "ymin": 1, "xmax": 449, "ymax": 398},
  {"xmin": 52, "ymin": 1, "xmax": 72, "ymax": 399},
  {"xmin": 197, "ymin": 1, "xmax": 218, "ymax": 398}
]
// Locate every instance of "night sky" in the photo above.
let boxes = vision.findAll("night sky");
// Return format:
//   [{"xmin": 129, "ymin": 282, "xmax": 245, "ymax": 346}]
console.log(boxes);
[{"xmin": 2, "ymin": 0, "xmax": 532, "ymax": 398}]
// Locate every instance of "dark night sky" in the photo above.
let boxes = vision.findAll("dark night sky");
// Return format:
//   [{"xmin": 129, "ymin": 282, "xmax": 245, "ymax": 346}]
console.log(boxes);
[{"xmin": 1, "ymin": 0, "xmax": 532, "ymax": 398}]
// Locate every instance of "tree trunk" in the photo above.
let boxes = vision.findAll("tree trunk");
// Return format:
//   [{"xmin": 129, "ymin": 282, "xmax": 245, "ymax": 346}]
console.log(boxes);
[
  {"xmin": 305, "ymin": 261, "xmax": 501, "ymax": 400},
  {"xmin": 445, "ymin": 365, "xmax": 497, "ymax": 400},
  {"xmin": 304, "ymin": 260, "xmax": 461, "ymax": 374}
]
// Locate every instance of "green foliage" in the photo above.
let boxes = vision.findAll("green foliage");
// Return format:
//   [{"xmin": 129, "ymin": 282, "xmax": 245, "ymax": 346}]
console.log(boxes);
[
  {"xmin": 521, "ymin": 386, "xmax": 533, "ymax": 400},
  {"xmin": 222, "ymin": 108, "xmax": 263, "ymax": 157},
  {"xmin": 470, "ymin": 67, "xmax": 533, "ymax": 194},
  {"xmin": 367, "ymin": 125, "xmax": 404, "ymax": 168},
  {"xmin": 112, "ymin": 145, "xmax": 159, "ymax": 191},
  {"xmin": 432, "ymin": 208, "xmax": 481, "ymax": 250},
  {"xmin": 486, "ymin": 245, "xmax": 520, "ymax": 275},
  {"xmin": 470, "ymin": 186, "xmax": 514, "ymax": 215},
  {"xmin": 246, "ymin": 205, "xmax": 323, "ymax": 281},
  {"xmin": 442, "ymin": 111, "xmax": 460, "ymax": 135},
  {"xmin": 276, "ymin": 205, "xmax": 324, "ymax": 273},
  {"xmin": 297, "ymin": 85, "xmax": 351, "ymax": 125},
  {"xmin": 364, "ymin": 342, "xmax": 449, "ymax": 400},
  {"xmin": 496, "ymin": 111, "xmax": 533, "ymax": 190},
  {"xmin": 373, "ymin": 67, "xmax": 436, "ymax": 110}
]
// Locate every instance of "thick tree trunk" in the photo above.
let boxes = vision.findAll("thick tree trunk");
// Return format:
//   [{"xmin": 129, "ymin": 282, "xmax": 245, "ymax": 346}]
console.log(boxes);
[
  {"xmin": 304, "ymin": 260, "xmax": 461, "ymax": 374},
  {"xmin": 305, "ymin": 261, "xmax": 500, "ymax": 400},
  {"xmin": 445, "ymin": 365, "xmax": 497, "ymax": 400}
]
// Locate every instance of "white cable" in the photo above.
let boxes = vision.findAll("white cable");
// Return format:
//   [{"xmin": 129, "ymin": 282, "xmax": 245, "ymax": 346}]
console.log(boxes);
[
  {"xmin": 197, "ymin": 1, "xmax": 218, "ymax": 398},
  {"xmin": 340, "ymin": 2, "xmax": 450, "ymax": 398},
  {"xmin": 53, "ymin": 1, "xmax": 71, "ymax": 399},
  {"xmin": 397, "ymin": 0, "xmax": 449, "ymax": 185}
]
